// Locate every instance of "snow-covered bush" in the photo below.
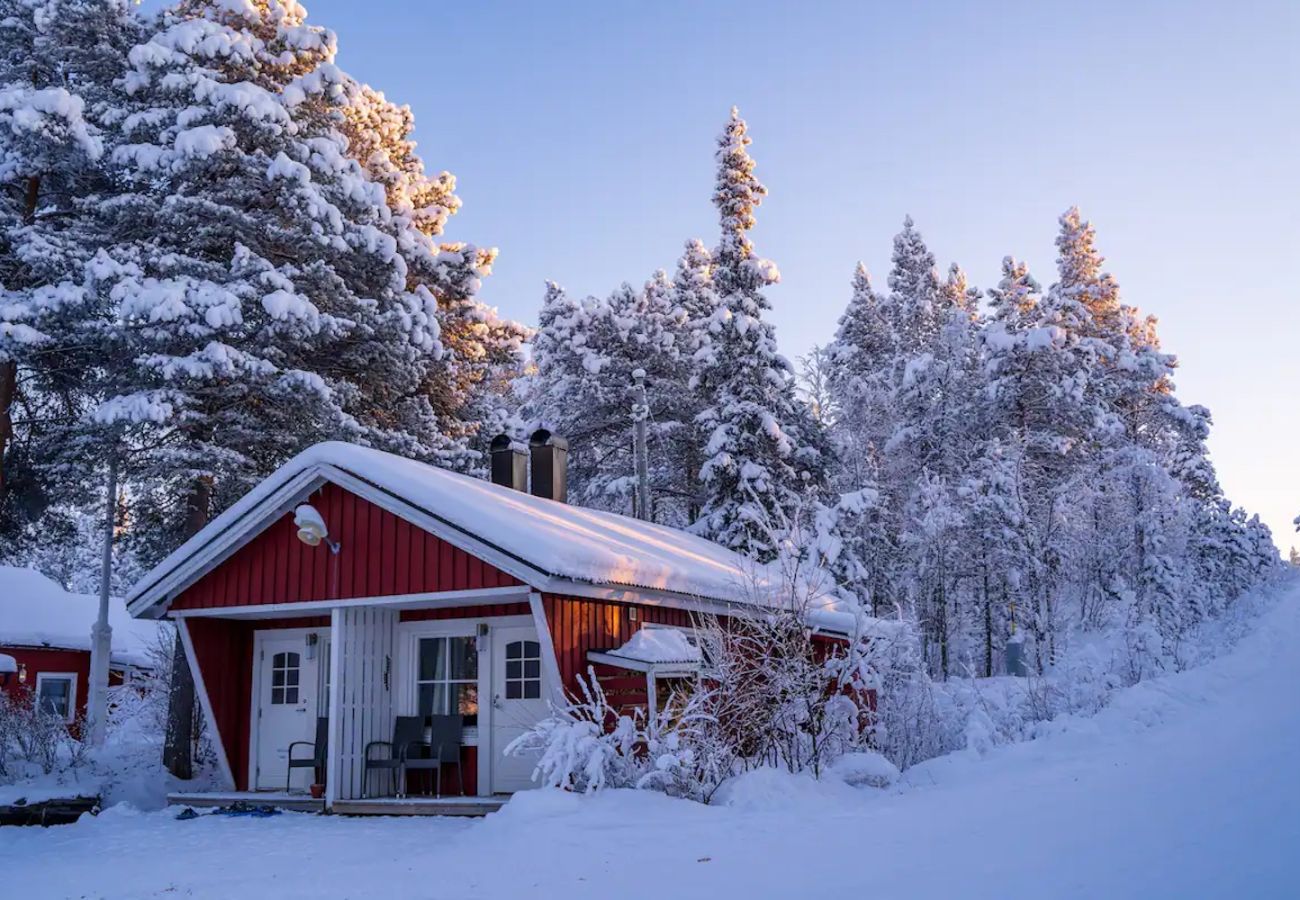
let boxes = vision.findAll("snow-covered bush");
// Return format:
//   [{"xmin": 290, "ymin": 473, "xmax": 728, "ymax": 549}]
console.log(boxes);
[
  {"xmin": 511, "ymin": 594, "xmax": 900, "ymax": 803},
  {"xmin": 505, "ymin": 671, "xmax": 650, "ymax": 793},
  {"xmin": 0, "ymin": 688, "xmax": 87, "ymax": 782}
]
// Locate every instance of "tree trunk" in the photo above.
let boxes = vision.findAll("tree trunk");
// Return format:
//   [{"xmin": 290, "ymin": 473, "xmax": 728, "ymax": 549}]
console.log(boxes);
[
  {"xmin": 0, "ymin": 175, "xmax": 40, "ymax": 507},
  {"xmin": 982, "ymin": 561, "xmax": 993, "ymax": 678},
  {"xmin": 162, "ymin": 475, "xmax": 213, "ymax": 779},
  {"xmin": 0, "ymin": 360, "xmax": 15, "ymax": 504}
]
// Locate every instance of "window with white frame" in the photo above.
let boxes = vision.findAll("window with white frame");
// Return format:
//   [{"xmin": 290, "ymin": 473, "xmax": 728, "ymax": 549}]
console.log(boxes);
[
  {"xmin": 504, "ymin": 640, "xmax": 542, "ymax": 699},
  {"xmin": 36, "ymin": 672, "xmax": 77, "ymax": 722},
  {"xmin": 270, "ymin": 651, "xmax": 300, "ymax": 705},
  {"xmin": 416, "ymin": 636, "xmax": 478, "ymax": 726}
]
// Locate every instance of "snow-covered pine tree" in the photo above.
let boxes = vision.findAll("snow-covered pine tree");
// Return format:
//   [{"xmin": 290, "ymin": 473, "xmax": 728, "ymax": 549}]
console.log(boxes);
[
  {"xmin": 1049, "ymin": 207, "xmax": 1177, "ymax": 455},
  {"xmin": 330, "ymin": 77, "xmax": 525, "ymax": 469},
  {"xmin": 83, "ymin": 0, "xmax": 478, "ymax": 555},
  {"xmin": 882, "ymin": 216, "xmax": 942, "ymax": 362},
  {"xmin": 673, "ymin": 238, "xmax": 716, "ymax": 360},
  {"xmin": 691, "ymin": 108, "xmax": 826, "ymax": 560},
  {"xmin": 825, "ymin": 262, "xmax": 893, "ymax": 487},
  {"xmin": 0, "ymin": 0, "xmax": 138, "ymax": 548},
  {"xmin": 527, "ymin": 272, "xmax": 692, "ymax": 521},
  {"xmin": 958, "ymin": 440, "xmax": 1035, "ymax": 677},
  {"xmin": 892, "ymin": 290, "xmax": 981, "ymax": 676}
]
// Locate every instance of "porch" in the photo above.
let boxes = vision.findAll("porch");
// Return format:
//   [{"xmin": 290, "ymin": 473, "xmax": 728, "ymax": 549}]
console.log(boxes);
[
  {"xmin": 166, "ymin": 790, "xmax": 508, "ymax": 817},
  {"xmin": 174, "ymin": 587, "xmax": 559, "ymax": 812}
]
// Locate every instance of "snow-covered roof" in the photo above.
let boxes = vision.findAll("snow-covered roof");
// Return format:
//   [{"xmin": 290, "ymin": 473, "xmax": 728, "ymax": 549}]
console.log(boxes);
[
  {"xmin": 613, "ymin": 626, "xmax": 703, "ymax": 665},
  {"xmin": 0, "ymin": 567, "xmax": 161, "ymax": 667},
  {"xmin": 588, "ymin": 625, "xmax": 704, "ymax": 675},
  {"xmin": 0, "ymin": 653, "xmax": 15, "ymax": 674},
  {"xmin": 127, "ymin": 441, "xmax": 860, "ymax": 628}
]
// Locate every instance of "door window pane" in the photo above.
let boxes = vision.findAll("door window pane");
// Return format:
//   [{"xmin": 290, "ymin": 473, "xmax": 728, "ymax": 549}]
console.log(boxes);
[
  {"xmin": 448, "ymin": 637, "xmax": 477, "ymax": 679},
  {"xmin": 504, "ymin": 640, "xmax": 542, "ymax": 702},
  {"xmin": 418, "ymin": 638, "xmax": 444, "ymax": 681},
  {"xmin": 271, "ymin": 652, "xmax": 300, "ymax": 705}
]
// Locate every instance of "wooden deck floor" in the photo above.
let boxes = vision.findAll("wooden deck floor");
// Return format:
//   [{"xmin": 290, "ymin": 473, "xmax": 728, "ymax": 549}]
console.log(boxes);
[
  {"xmin": 166, "ymin": 791, "xmax": 507, "ymax": 817},
  {"xmin": 332, "ymin": 796, "xmax": 507, "ymax": 817}
]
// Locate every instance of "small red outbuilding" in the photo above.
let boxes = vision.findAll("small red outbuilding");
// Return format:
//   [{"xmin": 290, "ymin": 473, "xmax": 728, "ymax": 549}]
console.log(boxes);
[{"xmin": 0, "ymin": 566, "xmax": 161, "ymax": 726}]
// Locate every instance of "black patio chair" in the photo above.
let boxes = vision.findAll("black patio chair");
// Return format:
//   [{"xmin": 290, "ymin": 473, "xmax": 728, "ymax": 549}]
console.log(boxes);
[
  {"xmin": 402, "ymin": 714, "xmax": 464, "ymax": 798},
  {"xmin": 286, "ymin": 716, "xmax": 328, "ymax": 793},
  {"xmin": 363, "ymin": 715, "xmax": 426, "ymax": 798}
]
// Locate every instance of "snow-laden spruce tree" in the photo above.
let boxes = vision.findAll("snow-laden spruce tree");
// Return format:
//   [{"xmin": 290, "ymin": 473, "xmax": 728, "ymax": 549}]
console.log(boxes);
[
  {"xmin": 527, "ymin": 273, "xmax": 695, "ymax": 521},
  {"xmin": 882, "ymin": 215, "xmax": 942, "ymax": 362},
  {"xmin": 825, "ymin": 262, "xmax": 892, "ymax": 487},
  {"xmin": 0, "ymin": 0, "xmax": 138, "ymax": 549},
  {"xmin": 691, "ymin": 108, "xmax": 827, "ymax": 560},
  {"xmin": 331, "ymin": 77, "xmax": 525, "ymax": 468},
  {"xmin": 78, "ymin": 0, "xmax": 486, "ymax": 554},
  {"xmin": 957, "ymin": 440, "xmax": 1036, "ymax": 676}
]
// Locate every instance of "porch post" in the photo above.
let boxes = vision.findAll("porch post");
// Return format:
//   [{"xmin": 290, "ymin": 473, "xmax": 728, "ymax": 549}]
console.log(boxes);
[
  {"xmin": 645, "ymin": 667, "xmax": 658, "ymax": 724},
  {"xmin": 328, "ymin": 606, "xmax": 399, "ymax": 803},
  {"xmin": 325, "ymin": 609, "xmax": 343, "ymax": 810}
]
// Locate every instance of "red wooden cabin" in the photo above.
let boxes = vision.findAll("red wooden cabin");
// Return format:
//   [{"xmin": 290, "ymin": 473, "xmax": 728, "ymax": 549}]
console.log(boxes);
[{"xmin": 127, "ymin": 436, "xmax": 856, "ymax": 814}]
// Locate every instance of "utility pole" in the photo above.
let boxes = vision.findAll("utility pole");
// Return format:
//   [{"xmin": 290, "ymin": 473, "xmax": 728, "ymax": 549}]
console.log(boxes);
[
  {"xmin": 631, "ymin": 369, "xmax": 651, "ymax": 521},
  {"xmin": 87, "ymin": 449, "xmax": 118, "ymax": 746}
]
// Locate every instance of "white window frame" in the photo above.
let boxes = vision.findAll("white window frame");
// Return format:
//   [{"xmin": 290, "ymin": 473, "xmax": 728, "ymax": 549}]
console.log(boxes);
[
  {"xmin": 35, "ymin": 671, "xmax": 78, "ymax": 723},
  {"xmin": 502, "ymin": 637, "xmax": 544, "ymax": 700},
  {"xmin": 269, "ymin": 649, "xmax": 303, "ymax": 706}
]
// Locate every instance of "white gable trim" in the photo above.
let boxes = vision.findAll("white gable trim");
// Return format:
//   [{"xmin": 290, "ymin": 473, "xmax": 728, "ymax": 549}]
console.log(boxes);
[{"xmin": 127, "ymin": 468, "xmax": 325, "ymax": 618}]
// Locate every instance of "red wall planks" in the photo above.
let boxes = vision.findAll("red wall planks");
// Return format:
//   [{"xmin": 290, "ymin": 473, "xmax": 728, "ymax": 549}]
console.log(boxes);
[
  {"xmin": 186, "ymin": 616, "xmax": 329, "ymax": 791},
  {"xmin": 399, "ymin": 603, "xmax": 531, "ymax": 622},
  {"xmin": 540, "ymin": 594, "xmax": 694, "ymax": 693},
  {"xmin": 171, "ymin": 482, "xmax": 522, "ymax": 611}
]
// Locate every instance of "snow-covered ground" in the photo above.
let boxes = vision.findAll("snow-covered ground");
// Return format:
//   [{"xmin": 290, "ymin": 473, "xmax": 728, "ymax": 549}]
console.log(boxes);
[{"xmin": 6, "ymin": 586, "xmax": 1299, "ymax": 900}]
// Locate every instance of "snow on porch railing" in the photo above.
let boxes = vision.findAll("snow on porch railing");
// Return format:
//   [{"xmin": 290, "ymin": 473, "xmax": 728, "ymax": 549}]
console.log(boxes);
[{"xmin": 328, "ymin": 607, "xmax": 398, "ymax": 802}]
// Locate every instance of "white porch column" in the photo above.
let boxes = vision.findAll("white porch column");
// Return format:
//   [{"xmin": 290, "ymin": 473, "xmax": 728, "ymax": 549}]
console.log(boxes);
[{"xmin": 326, "ymin": 606, "xmax": 399, "ymax": 806}]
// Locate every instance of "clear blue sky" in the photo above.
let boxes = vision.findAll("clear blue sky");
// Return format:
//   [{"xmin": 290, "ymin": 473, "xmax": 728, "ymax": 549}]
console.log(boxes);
[{"xmin": 304, "ymin": 0, "xmax": 1299, "ymax": 548}]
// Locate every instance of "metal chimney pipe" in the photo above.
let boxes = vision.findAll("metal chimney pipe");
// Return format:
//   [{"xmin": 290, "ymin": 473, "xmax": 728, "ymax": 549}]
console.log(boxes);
[
  {"xmin": 529, "ymin": 428, "xmax": 568, "ymax": 503},
  {"xmin": 489, "ymin": 434, "xmax": 528, "ymax": 491}
]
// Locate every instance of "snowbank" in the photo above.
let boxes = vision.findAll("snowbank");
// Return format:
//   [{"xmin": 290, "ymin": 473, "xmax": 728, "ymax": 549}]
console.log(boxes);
[
  {"xmin": 0, "ymin": 566, "xmax": 162, "ymax": 667},
  {"xmin": 0, "ymin": 775, "xmax": 103, "ymax": 807},
  {"xmin": 2, "ymin": 585, "xmax": 1294, "ymax": 899}
]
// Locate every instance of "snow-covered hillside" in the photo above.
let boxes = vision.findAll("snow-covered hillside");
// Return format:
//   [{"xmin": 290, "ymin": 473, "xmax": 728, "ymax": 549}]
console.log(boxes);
[{"xmin": 4, "ymin": 582, "xmax": 1297, "ymax": 900}]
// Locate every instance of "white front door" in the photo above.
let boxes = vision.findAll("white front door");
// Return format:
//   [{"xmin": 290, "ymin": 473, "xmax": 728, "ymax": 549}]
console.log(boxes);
[
  {"xmin": 489, "ymin": 625, "xmax": 550, "ymax": 793},
  {"xmin": 254, "ymin": 632, "xmax": 321, "ymax": 791}
]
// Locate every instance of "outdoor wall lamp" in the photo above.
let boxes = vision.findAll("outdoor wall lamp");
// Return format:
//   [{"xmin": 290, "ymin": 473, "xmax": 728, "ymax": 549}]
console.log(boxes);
[
  {"xmin": 305, "ymin": 633, "xmax": 319, "ymax": 661},
  {"xmin": 18, "ymin": 662, "xmax": 27, "ymax": 684},
  {"xmin": 294, "ymin": 504, "xmax": 341, "ymax": 554}
]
